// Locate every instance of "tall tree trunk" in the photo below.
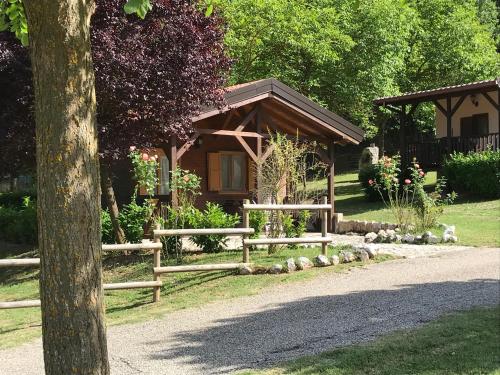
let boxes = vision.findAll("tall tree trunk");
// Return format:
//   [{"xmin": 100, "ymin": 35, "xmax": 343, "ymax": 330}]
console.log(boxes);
[
  {"xmin": 23, "ymin": 1, "xmax": 109, "ymax": 374},
  {"xmin": 101, "ymin": 164, "xmax": 126, "ymax": 244}
]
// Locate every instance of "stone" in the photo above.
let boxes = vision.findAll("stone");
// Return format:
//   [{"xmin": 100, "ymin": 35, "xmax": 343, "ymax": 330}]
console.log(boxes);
[
  {"xmin": 363, "ymin": 244, "xmax": 378, "ymax": 258},
  {"xmin": 239, "ymin": 265, "xmax": 253, "ymax": 275},
  {"xmin": 377, "ymin": 229, "xmax": 388, "ymax": 243},
  {"xmin": 340, "ymin": 251, "xmax": 356, "ymax": 263},
  {"xmin": 329, "ymin": 255, "xmax": 340, "ymax": 265},
  {"xmin": 414, "ymin": 235, "xmax": 423, "ymax": 244},
  {"xmin": 269, "ymin": 264, "xmax": 283, "ymax": 274},
  {"xmin": 356, "ymin": 249, "xmax": 370, "ymax": 262},
  {"xmin": 365, "ymin": 232, "xmax": 378, "ymax": 243},
  {"xmin": 427, "ymin": 234, "xmax": 439, "ymax": 244},
  {"xmin": 402, "ymin": 233, "xmax": 415, "ymax": 244},
  {"xmin": 295, "ymin": 256, "xmax": 313, "ymax": 270},
  {"xmin": 314, "ymin": 254, "xmax": 331, "ymax": 267},
  {"xmin": 450, "ymin": 235, "xmax": 458, "ymax": 243},
  {"xmin": 395, "ymin": 234, "xmax": 402, "ymax": 242},
  {"xmin": 285, "ymin": 258, "xmax": 296, "ymax": 272}
]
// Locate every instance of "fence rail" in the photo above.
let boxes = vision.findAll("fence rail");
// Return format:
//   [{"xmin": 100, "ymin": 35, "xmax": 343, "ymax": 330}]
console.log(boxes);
[{"xmin": 241, "ymin": 197, "xmax": 332, "ymax": 259}]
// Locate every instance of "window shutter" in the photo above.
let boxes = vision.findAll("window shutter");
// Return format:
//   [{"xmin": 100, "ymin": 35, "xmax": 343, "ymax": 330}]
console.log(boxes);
[
  {"xmin": 248, "ymin": 158, "xmax": 256, "ymax": 192},
  {"xmin": 208, "ymin": 152, "xmax": 221, "ymax": 191}
]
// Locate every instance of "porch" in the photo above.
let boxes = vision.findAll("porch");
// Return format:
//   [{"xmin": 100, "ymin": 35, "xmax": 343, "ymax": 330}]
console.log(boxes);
[{"xmin": 407, "ymin": 132, "xmax": 500, "ymax": 166}]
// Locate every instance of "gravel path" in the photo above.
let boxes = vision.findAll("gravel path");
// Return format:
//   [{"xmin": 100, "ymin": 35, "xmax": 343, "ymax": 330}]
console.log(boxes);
[{"xmin": 2, "ymin": 247, "xmax": 499, "ymax": 375}]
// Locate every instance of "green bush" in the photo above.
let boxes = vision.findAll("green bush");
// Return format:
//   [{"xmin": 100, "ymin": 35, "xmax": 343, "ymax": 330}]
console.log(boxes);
[
  {"xmin": 443, "ymin": 150, "xmax": 500, "ymax": 198},
  {"xmin": 0, "ymin": 196, "xmax": 37, "ymax": 244},
  {"xmin": 119, "ymin": 200, "xmax": 154, "ymax": 243},
  {"xmin": 0, "ymin": 191, "xmax": 36, "ymax": 209},
  {"xmin": 249, "ymin": 210, "xmax": 267, "ymax": 239},
  {"xmin": 359, "ymin": 155, "xmax": 401, "ymax": 201},
  {"xmin": 101, "ymin": 209, "xmax": 114, "ymax": 244},
  {"xmin": 188, "ymin": 203, "xmax": 240, "ymax": 253}
]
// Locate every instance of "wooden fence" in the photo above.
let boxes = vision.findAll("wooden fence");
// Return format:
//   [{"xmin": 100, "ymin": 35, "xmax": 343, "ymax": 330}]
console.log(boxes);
[
  {"xmin": 241, "ymin": 196, "xmax": 332, "ymax": 260},
  {"xmin": 151, "ymin": 227, "xmax": 254, "ymax": 302},
  {"xmin": 0, "ymin": 241, "xmax": 162, "ymax": 309}
]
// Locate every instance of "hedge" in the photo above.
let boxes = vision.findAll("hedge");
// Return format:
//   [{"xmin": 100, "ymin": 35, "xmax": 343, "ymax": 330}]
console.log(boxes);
[{"xmin": 443, "ymin": 150, "xmax": 500, "ymax": 198}]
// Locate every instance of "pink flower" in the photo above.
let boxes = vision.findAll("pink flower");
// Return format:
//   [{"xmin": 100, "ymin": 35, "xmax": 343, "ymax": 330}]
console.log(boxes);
[
  {"xmin": 368, "ymin": 179, "xmax": 374, "ymax": 185},
  {"xmin": 404, "ymin": 179, "xmax": 411, "ymax": 184},
  {"xmin": 414, "ymin": 163, "xmax": 420, "ymax": 169},
  {"xmin": 183, "ymin": 175, "xmax": 190, "ymax": 182},
  {"xmin": 419, "ymin": 171, "xmax": 425, "ymax": 177},
  {"xmin": 129, "ymin": 146, "xmax": 136, "ymax": 152},
  {"xmin": 142, "ymin": 153, "xmax": 149, "ymax": 161},
  {"xmin": 150, "ymin": 156, "xmax": 157, "ymax": 162}
]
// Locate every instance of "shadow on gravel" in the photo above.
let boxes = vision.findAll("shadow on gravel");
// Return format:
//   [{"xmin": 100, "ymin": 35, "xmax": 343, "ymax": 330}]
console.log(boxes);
[{"xmin": 149, "ymin": 278, "xmax": 499, "ymax": 374}]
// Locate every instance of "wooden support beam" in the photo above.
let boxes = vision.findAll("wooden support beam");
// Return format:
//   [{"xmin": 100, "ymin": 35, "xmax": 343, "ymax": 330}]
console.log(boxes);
[
  {"xmin": 235, "ymin": 105, "xmax": 259, "ymax": 132},
  {"xmin": 433, "ymin": 100, "xmax": 447, "ymax": 116},
  {"xmin": 400, "ymin": 104, "xmax": 407, "ymax": 166},
  {"xmin": 170, "ymin": 136, "xmax": 178, "ymax": 207},
  {"xmin": 102, "ymin": 242, "xmax": 162, "ymax": 252},
  {"xmin": 327, "ymin": 143, "xmax": 335, "ymax": 232},
  {"xmin": 451, "ymin": 95, "xmax": 467, "ymax": 116},
  {"xmin": 196, "ymin": 129, "xmax": 267, "ymax": 138},
  {"xmin": 260, "ymin": 144, "xmax": 275, "ymax": 162},
  {"xmin": 482, "ymin": 92, "xmax": 499, "ymax": 110},
  {"xmin": 236, "ymin": 135, "xmax": 258, "ymax": 162},
  {"xmin": 154, "ymin": 263, "xmax": 251, "ymax": 274},
  {"xmin": 446, "ymin": 97, "xmax": 452, "ymax": 152},
  {"xmin": 314, "ymin": 146, "xmax": 331, "ymax": 164},
  {"xmin": 176, "ymin": 132, "xmax": 199, "ymax": 160}
]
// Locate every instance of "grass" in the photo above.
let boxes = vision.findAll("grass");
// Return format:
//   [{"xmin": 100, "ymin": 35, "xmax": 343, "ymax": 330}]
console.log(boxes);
[
  {"xmin": 314, "ymin": 171, "xmax": 500, "ymax": 247},
  {"xmin": 0, "ymin": 244, "xmax": 393, "ymax": 349},
  {"xmin": 242, "ymin": 306, "xmax": 500, "ymax": 375}
]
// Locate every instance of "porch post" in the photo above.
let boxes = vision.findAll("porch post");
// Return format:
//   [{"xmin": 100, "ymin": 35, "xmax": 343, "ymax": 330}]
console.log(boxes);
[
  {"xmin": 256, "ymin": 106, "xmax": 263, "ymax": 203},
  {"xmin": 446, "ymin": 96, "xmax": 452, "ymax": 153},
  {"xmin": 399, "ymin": 104, "xmax": 407, "ymax": 166},
  {"xmin": 327, "ymin": 142, "xmax": 335, "ymax": 232},
  {"xmin": 170, "ymin": 135, "xmax": 178, "ymax": 208}
]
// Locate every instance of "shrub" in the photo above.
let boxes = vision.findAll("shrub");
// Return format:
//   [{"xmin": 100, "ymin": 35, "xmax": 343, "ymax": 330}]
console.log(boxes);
[
  {"xmin": 188, "ymin": 203, "xmax": 240, "ymax": 253},
  {"xmin": 249, "ymin": 210, "xmax": 267, "ymax": 239},
  {"xmin": 119, "ymin": 200, "xmax": 154, "ymax": 243},
  {"xmin": 0, "ymin": 190, "xmax": 36, "ymax": 208},
  {"xmin": 443, "ymin": 150, "xmax": 500, "ymax": 198},
  {"xmin": 281, "ymin": 210, "xmax": 311, "ymax": 249},
  {"xmin": 359, "ymin": 155, "xmax": 401, "ymax": 201},
  {"xmin": 0, "ymin": 196, "xmax": 37, "ymax": 244},
  {"xmin": 101, "ymin": 209, "xmax": 114, "ymax": 244}
]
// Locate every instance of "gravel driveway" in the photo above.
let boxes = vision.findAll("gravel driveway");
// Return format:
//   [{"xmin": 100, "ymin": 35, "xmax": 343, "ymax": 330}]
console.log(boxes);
[{"xmin": 2, "ymin": 247, "xmax": 499, "ymax": 375}]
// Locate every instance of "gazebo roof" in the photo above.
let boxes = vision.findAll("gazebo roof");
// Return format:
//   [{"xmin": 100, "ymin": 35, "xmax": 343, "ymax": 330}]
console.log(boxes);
[
  {"xmin": 193, "ymin": 78, "xmax": 364, "ymax": 144},
  {"xmin": 373, "ymin": 78, "xmax": 500, "ymax": 106}
]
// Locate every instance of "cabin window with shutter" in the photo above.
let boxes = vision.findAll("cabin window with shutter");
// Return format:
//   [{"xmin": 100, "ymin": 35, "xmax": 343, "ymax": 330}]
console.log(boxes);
[{"xmin": 208, "ymin": 152, "xmax": 247, "ymax": 193}]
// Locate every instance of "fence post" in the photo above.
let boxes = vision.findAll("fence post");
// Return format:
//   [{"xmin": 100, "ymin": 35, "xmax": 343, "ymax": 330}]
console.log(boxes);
[
  {"xmin": 242, "ymin": 199, "xmax": 250, "ymax": 263},
  {"xmin": 153, "ymin": 223, "xmax": 161, "ymax": 302},
  {"xmin": 321, "ymin": 196, "xmax": 328, "ymax": 256}
]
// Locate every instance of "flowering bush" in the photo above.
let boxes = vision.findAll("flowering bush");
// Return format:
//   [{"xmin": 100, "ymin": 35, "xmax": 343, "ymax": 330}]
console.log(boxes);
[
  {"xmin": 170, "ymin": 167, "xmax": 202, "ymax": 207},
  {"xmin": 359, "ymin": 155, "xmax": 400, "ymax": 201},
  {"xmin": 128, "ymin": 146, "xmax": 159, "ymax": 197}
]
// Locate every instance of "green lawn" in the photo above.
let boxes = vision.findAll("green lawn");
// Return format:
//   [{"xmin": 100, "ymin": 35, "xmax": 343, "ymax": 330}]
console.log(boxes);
[
  {"xmin": 331, "ymin": 171, "xmax": 500, "ymax": 247},
  {"xmin": 243, "ymin": 306, "xmax": 500, "ymax": 375},
  {"xmin": 0, "ymin": 245, "xmax": 392, "ymax": 349}
]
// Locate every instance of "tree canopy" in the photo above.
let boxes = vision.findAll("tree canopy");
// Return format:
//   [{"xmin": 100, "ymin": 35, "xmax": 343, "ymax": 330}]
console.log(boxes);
[
  {"xmin": 0, "ymin": 0, "xmax": 230, "ymax": 174},
  {"xmin": 217, "ymin": 0, "xmax": 499, "ymax": 138}
]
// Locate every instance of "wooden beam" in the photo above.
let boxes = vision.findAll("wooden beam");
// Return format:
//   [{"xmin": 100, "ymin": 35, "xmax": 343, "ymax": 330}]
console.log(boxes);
[
  {"xmin": 235, "ymin": 105, "xmax": 259, "ymax": 132},
  {"xmin": 0, "ymin": 300, "xmax": 41, "ymax": 309},
  {"xmin": 102, "ymin": 243, "xmax": 162, "ymax": 252},
  {"xmin": 176, "ymin": 132, "xmax": 199, "ymax": 160},
  {"xmin": 243, "ymin": 237, "xmax": 331, "ymax": 246},
  {"xmin": 260, "ymin": 144, "xmax": 275, "ymax": 162},
  {"xmin": 196, "ymin": 129, "xmax": 267, "ymax": 138},
  {"xmin": 236, "ymin": 135, "xmax": 258, "ymax": 162},
  {"xmin": 215, "ymin": 112, "xmax": 235, "ymax": 140},
  {"xmin": 482, "ymin": 92, "xmax": 499, "ymax": 110},
  {"xmin": 154, "ymin": 228, "xmax": 255, "ymax": 237},
  {"xmin": 327, "ymin": 143, "xmax": 335, "ymax": 232},
  {"xmin": 451, "ymin": 95, "xmax": 467, "ymax": 116},
  {"xmin": 154, "ymin": 263, "xmax": 251, "ymax": 274},
  {"xmin": 433, "ymin": 100, "xmax": 447, "ymax": 116},
  {"xmin": 0, "ymin": 258, "xmax": 40, "ymax": 267},
  {"xmin": 170, "ymin": 136, "xmax": 178, "ymax": 207},
  {"xmin": 243, "ymin": 203, "xmax": 332, "ymax": 211},
  {"xmin": 315, "ymin": 146, "xmax": 331, "ymax": 164},
  {"xmin": 446, "ymin": 97, "xmax": 452, "ymax": 152},
  {"xmin": 400, "ymin": 104, "xmax": 407, "ymax": 166}
]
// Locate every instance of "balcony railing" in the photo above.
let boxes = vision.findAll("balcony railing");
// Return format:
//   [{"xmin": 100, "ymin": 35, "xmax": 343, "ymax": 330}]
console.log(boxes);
[{"xmin": 406, "ymin": 133, "xmax": 499, "ymax": 166}]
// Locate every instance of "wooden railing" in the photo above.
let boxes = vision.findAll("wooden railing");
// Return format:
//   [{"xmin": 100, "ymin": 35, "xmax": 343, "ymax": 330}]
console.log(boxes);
[
  {"xmin": 241, "ymin": 197, "xmax": 332, "ymax": 259},
  {"xmin": 407, "ymin": 133, "xmax": 499, "ymax": 166}
]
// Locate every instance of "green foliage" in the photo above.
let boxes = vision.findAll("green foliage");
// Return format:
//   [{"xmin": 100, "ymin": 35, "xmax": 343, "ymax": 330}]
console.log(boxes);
[
  {"xmin": 100, "ymin": 209, "xmax": 114, "ymax": 244},
  {"xmin": 119, "ymin": 200, "xmax": 154, "ymax": 243},
  {"xmin": 188, "ymin": 202, "xmax": 240, "ymax": 253},
  {"xmin": 170, "ymin": 167, "xmax": 202, "ymax": 207},
  {"xmin": 443, "ymin": 150, "xmax": 500, "ymax": 198},
  {"xmin": 0, "ymin": 0, "xmax": 28, "ymax": 46},
  {"xmin": 359, "ymin": 155, "xmax": 401, "ymax": 202},
  {"xmin": 0, "ymin": 195, "xmax": 36, "ymax": 244},
  {"xmin": 281, "ymin": 210, "xmax": 311, "ymax": 249},
  {"xmin": 0, "ymin": 190, "xmax": 35, "ymax": 208},
  {"xmin": 123, "ymin": 0, "xmax": 152, "ymax": 19},
  {"xmin": 249, "ymin": 210, "xmax": 267, "ymax": 239},
  {"xmin": 217, "ymin": 0, "xmax": 499, "ymax": 137}
]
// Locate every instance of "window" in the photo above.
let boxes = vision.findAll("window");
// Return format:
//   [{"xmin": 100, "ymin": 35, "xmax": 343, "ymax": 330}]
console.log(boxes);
[
  {"xmin": 460, "ymin": 113, "xmax": 489, "ymax": 137},
  {"xmin": 207, "ymin": 152, "xmax": 247, "ymax": 192},
  {"xmin": 221, "ymin": 153, "xmax": 246, "ymax": 191}
]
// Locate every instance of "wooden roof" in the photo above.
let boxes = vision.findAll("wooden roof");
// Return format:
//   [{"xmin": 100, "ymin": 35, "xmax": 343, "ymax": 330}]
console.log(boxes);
[
  {"xmin": 193, "ymin": 78, "xmax": 364, "ymax": 144},
  {"xmin": 373, "ymin": 78, "xmax": 500, "ymax": 106}
]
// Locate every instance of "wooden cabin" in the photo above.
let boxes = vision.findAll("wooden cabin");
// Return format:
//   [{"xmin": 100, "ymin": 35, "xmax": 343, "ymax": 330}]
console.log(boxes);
[{"xmin": 122, "ymin": 78, "xmax": 364, "ymax": 229}]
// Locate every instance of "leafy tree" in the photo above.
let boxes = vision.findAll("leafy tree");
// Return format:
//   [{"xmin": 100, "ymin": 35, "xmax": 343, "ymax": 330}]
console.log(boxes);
[{"xmin": 1, "ymin": 0, "xmax": 230, "ymax": 241}]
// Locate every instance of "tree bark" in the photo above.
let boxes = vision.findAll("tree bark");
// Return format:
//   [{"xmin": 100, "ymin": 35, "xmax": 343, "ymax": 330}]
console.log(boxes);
[
  {"xmin": 23, "ymin": 1, "xmax": 110, "ymax": 374},
  {"xmin": 101, "ymin": 164, "xmax": 126, "ymax": 244}
]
